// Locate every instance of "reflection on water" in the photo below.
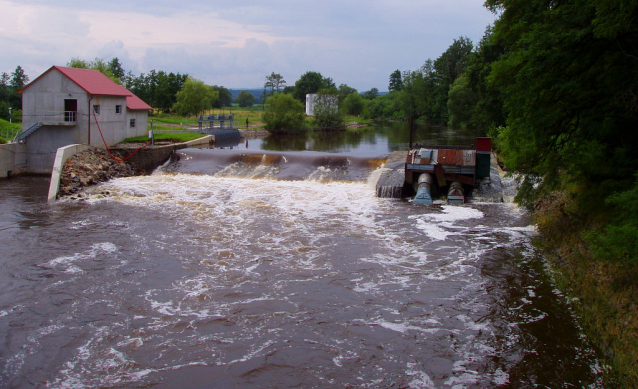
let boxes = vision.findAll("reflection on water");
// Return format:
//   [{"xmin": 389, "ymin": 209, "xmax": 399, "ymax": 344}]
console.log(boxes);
[{"xmin": 225, "ymin": 122, "xmax": 481, "ymax": 155}]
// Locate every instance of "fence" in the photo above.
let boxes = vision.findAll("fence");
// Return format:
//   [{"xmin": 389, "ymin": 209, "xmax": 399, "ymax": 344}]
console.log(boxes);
[{"xmin": 1, "ymin": 124, "xmax": 21, "ymax": 142}]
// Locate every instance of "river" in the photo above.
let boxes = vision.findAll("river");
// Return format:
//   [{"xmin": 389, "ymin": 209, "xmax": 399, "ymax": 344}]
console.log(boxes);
[{"xmin": 0, "ymin": 124, "xmax": 606, "ymax": 388}]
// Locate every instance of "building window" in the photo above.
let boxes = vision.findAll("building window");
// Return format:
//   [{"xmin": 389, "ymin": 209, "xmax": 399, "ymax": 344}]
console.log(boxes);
[
  {"xmin": 130, "ymin": 118, "xmax": 136, "ymax": 128},
  {"xmin": 93, "ymin": 105, "xmax": 100, "ymax": 115},
  {"xmin": 115, "ymin": 105, "xmax": 122, "ymax": 114}
]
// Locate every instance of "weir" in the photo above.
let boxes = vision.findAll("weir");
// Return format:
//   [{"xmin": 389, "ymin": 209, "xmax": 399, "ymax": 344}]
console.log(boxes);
[
  {"xmin": 170, "ymin": 148, "xmax": 386, "ymax": 182},
  {"xmin": 167, "ymin": 146, "xmax": 504, "ymax": 203}
]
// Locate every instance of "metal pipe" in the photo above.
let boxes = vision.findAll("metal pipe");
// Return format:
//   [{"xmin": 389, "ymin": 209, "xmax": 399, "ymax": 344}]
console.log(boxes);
[
  {"xmin": 88, "ymin": 96, "xmax": 92, "ymax": 145},
  {"xmin": 413, "ymin": 173, "xmax": 434, "ymax": 204}
]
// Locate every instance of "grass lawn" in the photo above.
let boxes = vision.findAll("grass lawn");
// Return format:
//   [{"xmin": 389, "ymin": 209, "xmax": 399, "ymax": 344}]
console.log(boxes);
[
  {"xmin": 0, "ymin": 118, "xmax": 21, "ymax": 143},
  {"xmin": 144, "ymin": 109, "xmax": 372, "ymax": 133},
  {"xmin": 121, "ymin": 132, "xmax": 205, "ymax": 143},
  {"xmin": 149, "ymin": 108, "xmax": 268, "ymax": 130}
]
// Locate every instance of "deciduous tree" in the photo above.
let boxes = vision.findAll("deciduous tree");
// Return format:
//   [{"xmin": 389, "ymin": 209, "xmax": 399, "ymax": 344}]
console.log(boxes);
[
  {"xmin": 173, "ymin": 77, "xmax": 218, "ymax": 117},
  {"xmin": 292, "ymin": 71, "xmax": 334, "ymax": 102},
  {"xmin": 312, "ymin": 88, "xmax": 343, "ymax": 129},
  {"xmin": 264, "ymin": 72, "xmax": 286, "ymax": 96},
  {"xmin": 237, "ymin": 90, "xmax": 255, "ymax": 107},
  {"xmin": 263, "ymin": 93, "xmax": 305, "ymax": 131},
  {"xmin": 342, "ymin": 93, "xmax": 365, "ymax": 116}
]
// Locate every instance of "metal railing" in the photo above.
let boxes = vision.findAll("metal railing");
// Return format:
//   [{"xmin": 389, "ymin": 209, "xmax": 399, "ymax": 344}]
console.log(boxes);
[
  {"xmin": 1, "ymin": 124, "xmax": 21, "ymax": 141},
  {"xmin": 23, "ymin": 111, "xmax": 79, "ymax": 123}
]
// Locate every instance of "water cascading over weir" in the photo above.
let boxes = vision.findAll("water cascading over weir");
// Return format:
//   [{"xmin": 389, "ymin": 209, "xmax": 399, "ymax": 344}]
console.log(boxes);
[
  {"xmin": 166, "ymin": 146, "xmax": 500, "ymax": 203},
  {"xmin": 169, "ymin": 148, "xmax": 391, "ymax": 186}
]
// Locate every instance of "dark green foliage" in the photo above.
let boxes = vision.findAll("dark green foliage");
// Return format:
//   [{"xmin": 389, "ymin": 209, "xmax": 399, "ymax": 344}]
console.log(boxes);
[
  {"xmin": 447, "ymin": 73, "xmax": 477, "ymax": 129},
  {"xmin": 0, "ymin": 66, "xmax": 29, "ymax": 112},
  {"xmin": 264, "ymin": 72, "xmax": 286, "ymax": 96},
  {"xmin": 365, "ymin": 94, "xmax": 401, "ymax": 120},
  {"xmin": 338, "ymin": 84, "xmax": 357, "ymax": 99},
  {"xmin": 587, "ymin": 175, "xmax": 638, "ymax": 265},
  {"xmin": 389, "ymin": 70, "xmax": 403, "ymax": 92},
  {"xmin": 237, "ymin": 90, "xmax": 255, "ymax": 107},
  {"xmin": 365, "ymin": 37, "xmax": 474, "ymax": 124},
  {"xmin": 464, "ymin": 26, "xmax": 506, "ymax": 133},
  {"xmin": 292, "ymin": 71, "xmax": 335, "ymax": 102},
  {"xmin": 108, "ymin": 58, "xmax": 125, "ymax": 80},
  {"xmin": 362, "ymin": 88, "xmax": 379, "ymax": 100},
  {"xmin": 486, "ymin": 0, "xmax": 638, "ymax": 207},
  {"xmin": 125, "ymin": 69, "xmax": 188, "ymax": 112},
  {"xmin": 173, "ymin": 77, "xmax": 218, "ymax": 116},
  {"xmin": 341, "ymin": 93, "xmax": 365, "ymax": 116},
  {"xmin": 210, "ymin": 85, "xmax": 232, "ymax": 108},
  {"xmin": 312, "ymin": 89, "xmax": 344, "ymax": 129},
  {"xmin": 263, "ymin": 93, "xmax": 306, "ymax": 131},
  {"xmin": 10, "ymin": 66, "xmax": 29, "ymax": 89}
]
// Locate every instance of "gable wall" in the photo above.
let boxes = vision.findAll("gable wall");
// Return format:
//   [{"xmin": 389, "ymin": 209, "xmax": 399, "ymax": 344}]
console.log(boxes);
[{"xmin": 18, "ymin": 68, "xmax": 150, "ymax": 173}]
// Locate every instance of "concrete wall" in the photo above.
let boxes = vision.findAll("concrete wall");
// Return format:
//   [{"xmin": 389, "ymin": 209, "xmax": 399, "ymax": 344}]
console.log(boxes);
[
  {"xmin": 306, "ymin": 94, "xmax": 316, "ymax": 116},
  {"xmin": 47, "ymin": 144, "xmax": 93, "ymax": 202},
  {"xmin": 21, "ymin": 69, "xmax": 88, "ymax": 133},
  {"xmin": 89, "ymin": 95, "xmax": 129, "ymax": 146},
  {"xmin": 23, "ymin": 125, "xmax": 83, "ymax": 174},
  {"xmin": 109, "ymin": 135, "xmax": 213, "ymax": 172},
  {"xmin": 16, "ymin": 67, "xmax": 150, "ymax": 174},
  {"xmin": 125, "ymin": 110, "xmax": 149, "ymax": 139},
  {"xmin": 0, "ymin": 143, "xmax": 28, "ymax": 178}
]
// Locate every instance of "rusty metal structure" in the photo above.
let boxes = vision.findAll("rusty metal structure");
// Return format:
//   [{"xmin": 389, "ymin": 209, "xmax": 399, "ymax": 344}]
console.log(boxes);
[{"xmin": 405, "ymin": 137, "xmax": 492, "ymax": 204}]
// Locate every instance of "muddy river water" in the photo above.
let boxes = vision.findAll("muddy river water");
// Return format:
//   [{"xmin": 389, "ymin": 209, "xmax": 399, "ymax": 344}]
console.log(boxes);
[{"xmin": 0, "ymin": 125, "xmax": 606, "ymax": 388}]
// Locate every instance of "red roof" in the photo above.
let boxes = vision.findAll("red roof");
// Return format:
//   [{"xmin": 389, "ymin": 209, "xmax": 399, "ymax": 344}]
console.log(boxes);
[
  {"xmin": 125, "ymin": 90, "xmax": 153, "ymax": 111},
  {"xmin": 54, "ymin": 66, "xmax": 130, "ymax": 96},
  {"xmin": 20, "ymin": 66, "xmax": 152, "ymax": 110}
]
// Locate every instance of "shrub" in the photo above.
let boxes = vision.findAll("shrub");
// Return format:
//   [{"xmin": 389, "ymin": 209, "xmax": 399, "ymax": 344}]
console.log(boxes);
[{"xmin": 262, "ymin": 94, "xmax": 305, "ymax": 131}]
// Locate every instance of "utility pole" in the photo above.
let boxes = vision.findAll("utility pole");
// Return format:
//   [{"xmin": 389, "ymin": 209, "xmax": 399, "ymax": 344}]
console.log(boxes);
[{"xmin": 8, "ymin": 107, "xmax": 11, "ymax": 123}]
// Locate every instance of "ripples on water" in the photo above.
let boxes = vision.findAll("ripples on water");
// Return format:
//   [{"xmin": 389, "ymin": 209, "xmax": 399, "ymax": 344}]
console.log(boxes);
[{"xmin": 0, "ymin": 162, "xmax": 605, "ymax": 388}]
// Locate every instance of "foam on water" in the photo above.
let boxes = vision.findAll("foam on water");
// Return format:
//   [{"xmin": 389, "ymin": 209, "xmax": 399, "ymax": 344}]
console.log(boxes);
[{"xmin": 0, "ymin": 171, "xmax": 603, "ymax": 388}]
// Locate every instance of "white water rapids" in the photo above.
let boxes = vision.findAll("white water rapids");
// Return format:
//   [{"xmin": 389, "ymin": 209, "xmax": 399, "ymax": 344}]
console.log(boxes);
[{"xmin": 0, "ymin": 155, "xmax": 605, "ymax": 388}]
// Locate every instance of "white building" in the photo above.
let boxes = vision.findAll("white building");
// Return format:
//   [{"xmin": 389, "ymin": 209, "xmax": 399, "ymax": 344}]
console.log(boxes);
[
  {"xmin": 17, "ymin": 66, "xmax": 152, "ymax": 173},
  {"xmin": 305, "ymin": 93, "xmax": 339, "ymax": 116}
]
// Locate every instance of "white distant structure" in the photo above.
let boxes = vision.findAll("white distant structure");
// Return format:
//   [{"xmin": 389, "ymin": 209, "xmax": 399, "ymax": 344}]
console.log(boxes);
[
  {"xmin": 306, "ymin": 93, "xmax": 338, "ymax": 116},
  {"xmin": 306, "ymin": 94, "xmax": 317, "ymax": 116}
]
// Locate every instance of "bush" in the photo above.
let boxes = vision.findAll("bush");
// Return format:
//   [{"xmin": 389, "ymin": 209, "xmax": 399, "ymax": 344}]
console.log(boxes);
[
  {"xmin": 587, "ymin": 175, "xmax": 638, "ymax": 265},
  {"xmin": 262, "ymin": 94, "xmax": 305, "ymax": 131},
  {"xmin": 237, "ymin": 90, "xmax": 255, "ymax": 107},
  {"xmin": 312, "ymin": 90, "xmax": 343, "ymax": 129},
  {"xmin": 342, "ymin": 93, "xmax": 365, "ymax": 116}
]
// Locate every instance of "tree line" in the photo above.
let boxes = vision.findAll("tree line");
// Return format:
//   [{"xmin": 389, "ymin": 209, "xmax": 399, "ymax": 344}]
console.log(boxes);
[
  {"xmin": 352, "ymin": 0, "xmax": 638, "ymax": 272},
  {"xmin": 0, "ymin": 66, "xmax": 30, "ymax": 122}
]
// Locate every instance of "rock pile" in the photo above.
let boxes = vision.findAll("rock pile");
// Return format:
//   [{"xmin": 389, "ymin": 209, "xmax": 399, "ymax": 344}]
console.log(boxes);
[{"xmin": 57, "ymin": 148, "xmax": 145, "ymax": 198}]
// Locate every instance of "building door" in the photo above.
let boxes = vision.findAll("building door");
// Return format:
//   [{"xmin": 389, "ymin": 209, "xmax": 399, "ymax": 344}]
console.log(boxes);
[{"xmin": 64, "ymin": 99, "xmax": 77, "ymax": 122}]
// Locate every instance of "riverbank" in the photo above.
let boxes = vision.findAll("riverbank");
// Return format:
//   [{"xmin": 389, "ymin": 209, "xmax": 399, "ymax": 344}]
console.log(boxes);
[{"xmin": 533, "ymin": 192, "xmax": 638, "ymax": 387}]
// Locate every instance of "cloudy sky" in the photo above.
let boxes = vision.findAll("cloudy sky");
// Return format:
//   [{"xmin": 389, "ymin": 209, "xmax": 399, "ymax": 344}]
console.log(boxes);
[{"xmin": 1, "ymin": 0, "xmax": 496, "ymax": 92}]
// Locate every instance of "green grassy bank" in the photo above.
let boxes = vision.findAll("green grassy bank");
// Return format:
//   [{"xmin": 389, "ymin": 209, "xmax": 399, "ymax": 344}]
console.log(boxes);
[
  {"xmin": 0, "ymin": 119, "xmax": 20, "ymax": 143},
  {"xmin": 533, "ymin": 192, "xmax": 638, "ymax": 387}
]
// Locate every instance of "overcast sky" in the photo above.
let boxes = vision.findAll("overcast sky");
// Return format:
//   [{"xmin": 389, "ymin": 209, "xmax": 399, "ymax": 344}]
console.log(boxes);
[{"xmin": 1, "ymin": 0, "xmax": 496, "ymax": 92}]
